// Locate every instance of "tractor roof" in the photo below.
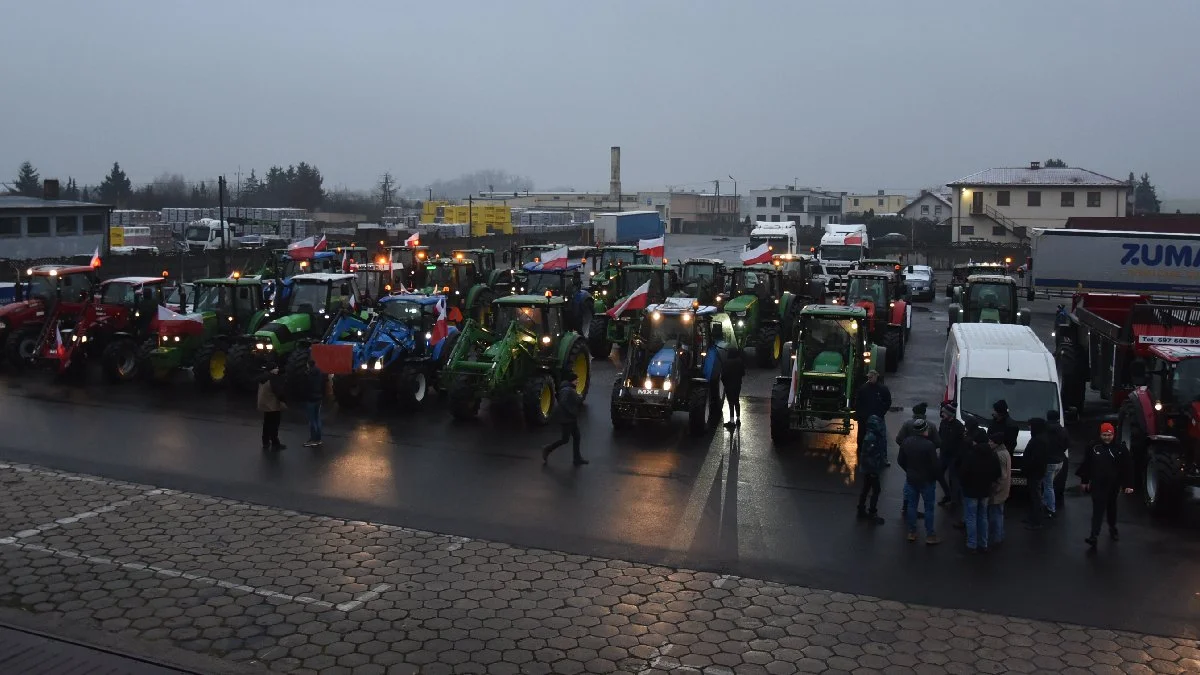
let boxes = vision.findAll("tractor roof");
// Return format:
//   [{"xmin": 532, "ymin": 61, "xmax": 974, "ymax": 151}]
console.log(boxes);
[
  {"xmin": 380, "ymin": 293, "xmax": 441, "ymax": 306},
  {"xmin": 801, "ymin": 304, "xmax": 869, "ymax": 318},
  {"xmin": 956, "ymin": 262, "xmax": 1004, "ymax": 270},
  {"xmin": 600, "ymin": 245, "xmax": 638, "ymax": 250},
  {"xmin": 291, "ymin": 272, "xmax": 357, "ymax": 284},
  {"xmin": 623, "ymin": 264, "xmax": 672, "ymax": 271},
  {"xmin": 386, "ymin": 244, "xmax": 429, "ymax": 251},
  {"xmin": 429, "ymin": 257, "xmax": 477, "ymax": 266},
  {"xmin": 647, "ymin": 297, "xmax": 717, "ymax": 316},
  {"xmin": 106, "ymin": 276, "xmax": 167, "ymax": 285},
  {"xmin": 28, "ymin": 264, "xmax": 93, "ymax": 277},
  {"xmin": 518, "ymin": 243, "xmax": 561, "ymax": 250},
  {"xmin": 1149, "ymin": 345, "xmax": 1200, "ymax": 362},
  {"xmin": 452, "ymin": 248, "xmax": 494, "ymax": 255},
  {"xmin": 858, "ymin": 258, "xmax": 903, "ymax": 267},
  {"xmin": 334, "ymin": 246, "xmax": 368, "ymax": 252},
  {"xmin": 495, "ymin": 294, "xmax": 567, "ymax": 307},
  {"xmin": 682, "ymin": 258, "xmax": 725, "ymax": 266},
  {"xmin": 772, "ymin": 253, "xmax": 815, "ymax": 261},
  {"xmin": 731, "ymin": 263, "xmax": 779, "ymax": 272},
  {"xmin": 848, "ymin": 269, "xmax": 892, "ymax": 279},
  {"xmin": 568, "ymin": 245, "xmax": 599, "ymax": 253},
  {"xmin": 967, "ymin": 274, "xmax": 1015, "ymax": 285},
  {"xmin": 193, "ymin": 277, "xmax": 263, "ymax": 287},
  {"xmin": 522, "ymin": 262, "xmax": 583, "ymax": 273}
]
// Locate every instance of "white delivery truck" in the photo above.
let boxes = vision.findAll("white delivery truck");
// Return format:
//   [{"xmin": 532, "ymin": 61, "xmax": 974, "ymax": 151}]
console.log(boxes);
[
  {"xmin": 746, "ymin": 221, "xmax": 798, "ymax": 254},
  {"xmin": 944, "ymin": 323, "xmax": 1066, "ymax": 486},
  {"xmin": 182, "ymin": 218, "xmax": 238, "ymax": 253},
  {"xmin": 1029, "ymin": 228, "xmax": 1200, "ymax": 300},
  {"xmin": 817, "ymin": 224, "xmax": 869, "ymax": 294}
]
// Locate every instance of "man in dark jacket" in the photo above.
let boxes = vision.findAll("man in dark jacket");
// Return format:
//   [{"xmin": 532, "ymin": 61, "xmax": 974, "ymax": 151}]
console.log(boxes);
[
  {"xmin": 720, "ymin": 346, "xmax": 746, "ymax": 429},
  {"xmin": 856, "ymin": 370, "xmax": 892, "ymax": 462},
  {"xmin": 1043, "ymin": 409, "xmax": 1070, "ymax": 517},
  {"xmin": 897, "ymin": 419, "xmax": 940, "ymax": 544},
  {"xmin": 1021, "ymin": 418, "xmax": 1051, "ymax": 529},
  {"xmin": 1077, "ymin": 422, "xmax": 1134, "ymax": 547},
  {"xmin": 256, "ymin": 366, "xmax": 288, "ymax": 452},
  {"xmin": 938, "ymin": 403, "xmax": 965, "ymax": 508},
  {"xmin": 542, "ymin": 372, "xmax": 588, "ymax": 466},
  {"xmin": 991, "ymin": 400, "xmax": 1019, "ymax": 454},
  {"xmin": 959, "ymin": 429, "xmax": 1001, "ymax": 552},
  {"xmin": 302, "ymin": 359, "xmax": 325, "ymax": 448},
  {"xmin": 896, "ymin": 402, "xmax": 938, "ymax": 515},
  {"xmin": 856, "ymin": 415, "xmax": 888, "ymax": 525}
]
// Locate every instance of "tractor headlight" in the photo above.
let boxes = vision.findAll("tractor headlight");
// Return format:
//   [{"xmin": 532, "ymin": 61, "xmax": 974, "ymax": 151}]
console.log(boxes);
[
  {"xmin": 0, "ymin": 320, "xmax": 6, "ymax": 330},
  {"xmin": 174, "ymin": 336, "xmax": 181, "ymax": 342},
  {"xmin": 71, "ymin": 335, "xmax": 78, "ymax": 342},
  {"xmin": 1155, "ymin": 401, "xmax": 1163, "ymax": 411},
  {"xmin": 541, "ymin": 336, "xmax": 551, "ymax": 345},
  {"xmin": 643, "ymin": 377, "xmax": 653, "ymax": 389},
  {"xmin": 737, "ymin": 320, "xmax": 744, "ymax": 327},
  {"xmin": 663, "ymin": 380, "xmax": 672, "ymax": 391},
  {"xmin": 374, "ymin": 359, "xmax": 383, "ymax": 371},
  {"xmin": 602, "ymin": 290, "xmax": 607, "ymax": 296},
  {"xmin": 255, "ymin": 342, "xmax": 264, "ymax": 350},
  {"xmin": 266, "ymin": 343, "xmax": 273, "ymax": 350},
  {"xmin": 360, "ymin": 363, "xmax": 368, "ymax": 370}
]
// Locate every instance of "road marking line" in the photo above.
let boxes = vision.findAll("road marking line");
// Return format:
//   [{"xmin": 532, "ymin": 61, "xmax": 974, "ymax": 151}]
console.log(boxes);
[
  {"xmin": 0, "ymin": 489, "xmax": 163, "ymax": 546},
  {"xmin": 335, "ymin": 583, "xmax": 393, "ymax": 612},
  {"xmin": 0, "ymin": 462, "xmax": 152, "ymax": 490}
]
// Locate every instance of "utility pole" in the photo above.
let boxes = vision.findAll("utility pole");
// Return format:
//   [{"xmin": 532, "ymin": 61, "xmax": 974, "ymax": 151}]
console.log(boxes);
[
  {"xmin": 713, "ymin": 179, "xmax": 720, "ymax": 234},
  {"xmin": 468, "ymin": 194, "xmax": 473, "ymax": 242},
  {"xmin": 218, "ymin": 176, "xmax": 227, "ymax": 274}
]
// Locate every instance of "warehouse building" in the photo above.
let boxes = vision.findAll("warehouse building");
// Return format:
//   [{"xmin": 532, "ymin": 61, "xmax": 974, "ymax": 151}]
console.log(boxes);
[{"xmin": 0, "ymin": 186, "xmax": 112, "ymax": 259}]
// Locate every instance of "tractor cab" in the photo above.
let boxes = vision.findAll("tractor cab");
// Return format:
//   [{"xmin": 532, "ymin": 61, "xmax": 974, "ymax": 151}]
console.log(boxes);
[
  {"xmin": 568, "ymin": 246, "xmax": 601, "ymax": 275},
  {"xmin": 725, "ymin": 265, "xmax": 780, "ymax": 304},
  {"xmin": 773, "ymin": 253, "xmax": 826, "ymax": 301},
  {"xmin": 385, "ymin": 245, "xmax": 432, "ymax": 288},
  {"xmin": 950, "ymin": 275, "xmax": 1029, "ymax": 327},
  {"xmin": 519, "ymin": 262, "xmax": 586, "ymax": 298},
  {"xmin": 852, "ymin": 259, "xmax": 908, "ymax": 300},
  {"xmin": 190, "ymin": 278, "xmax": 266, "ymax": 327},
  {"xmin": 619, "ymin": 265, "xmax": 681, "ymax": 305},
  {"xmin": 844, "ymin": 269, "xmax": 909, "ymax": 372},
  {"xmin": 452, "ymin": 248, "xmax": 515, "ymax": 295},
  {"xmin": 947, "ymin": 262, "xmax": 1005, "ymax": 298},
  {"xmin": 332, "ymin": 246, "xmax": 371, "ymax": 270},
  {"xmin": 598, "ymin": 245, "xmax": 651, "ymax": 269},
  {"xmin": 1, "ymin": 265, "xmax": 100, "ymax": 366},
  {"xmin": 279, "ymin": 250, "xmax": 340, "ymax": 279},
  {"xmin": 509, "ymin": 244, "xmax": 562, "ymax": 269},
  {"xmin": 679, "ymin": 259, "xmax": 727, "ymax": 305},
  {"xmin": 422, "ymin": 258, "xmax": 482, "ymax": 297},
  {"xmin": 844, "ymin": 270, "xmax": 891, "ymax": 315}
]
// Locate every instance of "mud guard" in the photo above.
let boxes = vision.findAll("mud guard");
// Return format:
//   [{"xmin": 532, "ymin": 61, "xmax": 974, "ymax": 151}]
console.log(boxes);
[
  {"xmin": 702, "ymin": 346, "xmax": 720, "ymax": 381},
  {"xmin": 889, "ymin": 299, "xmax": 907, "ymax": 327}
]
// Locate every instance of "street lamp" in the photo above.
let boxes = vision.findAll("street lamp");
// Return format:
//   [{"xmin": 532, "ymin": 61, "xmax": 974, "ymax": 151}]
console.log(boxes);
[{"xmin": 728, "ymin": 175, "xmax": 738, "ymax": 232}]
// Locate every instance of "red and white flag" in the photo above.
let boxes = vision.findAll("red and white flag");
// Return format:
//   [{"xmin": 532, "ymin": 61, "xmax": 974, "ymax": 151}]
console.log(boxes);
[
  {"xmin": 537, "ymin": 245, "xmax": 570, "ymax": 270},
  {"xmin": 405, "ymin": 233, "xmax": 420, "ymax": 246},
  {"xmin": 54, "ymin": 324, "xmax": 65, "ymax": 358},
  {"xmin": 315, "ymin": 234, "xmax": 328, "ymax": 252},
  {"xmin": 638, "ymin": 236, "xmax": 665, "ymax": 259},
  {"xmin": 89, "ymin": 247, "xmax": 101, "ymax": 268},
  {"xmin": 287, "ymin": 236, "xmax": 319, "ymax": 259},
  {"xmin": 155, "ymin": 304, "xmax": 205, "ymax": 335},
  {"xmin": 606, "ymin": 280, "xmax": 651, "ymax": 319},
  {"xmin": 741, "ymin": 242, "xmax": 773, "ymax": 265},
  {"xmin": 348, "ymin": 291, "xmax": 358, "ymax": 312},
  {"xmin": 430, "ymin": 296, "xmax": 451, "ymax": 344},
  {"xmin": 341, "ymin": 248, "xmax": 350, "ymax": 272}
]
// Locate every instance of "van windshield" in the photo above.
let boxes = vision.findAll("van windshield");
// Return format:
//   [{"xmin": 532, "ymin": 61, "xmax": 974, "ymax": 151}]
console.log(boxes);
[{"xmin": 960, "ymin": 377, "xmax": 1059, "ymax": 429}]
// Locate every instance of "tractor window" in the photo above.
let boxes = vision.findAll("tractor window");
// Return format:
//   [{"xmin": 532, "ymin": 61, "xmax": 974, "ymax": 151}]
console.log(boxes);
[
  {"xmin": 28, "ymin": 275, "xmax": 57, "ymax": 300},
  {"xmin": 525, "ymin": 272, "xmax": 565, "ymax": 295},
  {"xmin": 601, "ymin": 249, "xmax": 637, "ymax": 268},
  {"xmin": 683, "ymin": 264, "xmax": 717, "ymax": 282},
  {"xmin": 730, "ymin": 270, "xmax": 769, "ymax": 297},
  {"xmin": 847, "ymin": 277, "xmax": 888, "ymax": 308},
  {"xmin": 517, "ymin": 248, "xmax": 551, "ymax": 267},
  {"xmin": 966, "ymin": 283, "xmax": 1013, "ymax": 323},
  {"xmin": 100, "ymin": 282, "xmax": 137, "ymax": 306},
  {"xmin": 800, "ymin": 317, "xmax": 854, "ymax": 373},
  {"xmin": 546, "ymin": 308, "xmax": 563, "ymax": 337},
  {"xmin": 382, "ymin": 300, "xmax": 428, "ymax": 328},
  {"xmin": 194, "ymin": 285, "xmax": 232, "ymax": 313},
  {"xmin": 641, "ymin": 313, "xmax": 693, "ymax": 348},
  {"xmin": 1169, "ymin": 360, "xmax": 1200, "ymax": 403},
  {"xmin": 622, "ymin": 269, "xmax": 664, "ymax": 298},
  {"xmin": 960, "ymin": 378, "xmax": 1059, "ymax": 429},
  {"xmin": 496, "ymin": 305, "xmax": 544, "ymax": 336},
  {"xmin": 291, "ymin": 283, "xmax": 331, "ymax": 313}
]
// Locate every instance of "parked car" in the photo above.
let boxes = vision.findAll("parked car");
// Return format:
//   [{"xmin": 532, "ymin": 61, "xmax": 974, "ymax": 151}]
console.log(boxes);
[{"xmin": 904, "ymin": 265, "xmax": 935, "ymax": 301}]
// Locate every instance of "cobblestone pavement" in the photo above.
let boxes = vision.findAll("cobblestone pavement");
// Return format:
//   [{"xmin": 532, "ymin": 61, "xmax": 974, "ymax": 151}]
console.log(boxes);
[{"xmin": 0, "ymin": 461, "xmax": 1196, "ymax": 675}]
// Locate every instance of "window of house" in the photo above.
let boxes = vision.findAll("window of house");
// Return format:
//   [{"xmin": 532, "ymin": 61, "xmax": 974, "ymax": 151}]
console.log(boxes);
[
  {"xmin": 934, "ymin": 205, "xmax": 942, "ymax": 216},
  {"xmin": 920, "ymin": 205, "xmax": 930, "ymax": 214},
  {"xmin": 814, "ymin": 216, "xmax": 822, "ymax": 227},
  {"xmin": 770, "ymin": 197, "xmax": 780, "ymax": 207},
  {"xmin": 56, "ymin": 215, "xmax": 78, "ymax": 236},
  {"xmin": 1087, "ymin": 191, "xmax": 1101, "ymax": 207},
  {"xmin": 1060, "ymin": 191, "xmax": 1074, "ymax": 207},
  {"xmin": 992, "ymin": 225, "xmax": 1006, "ymax": 236},
  {"xmin": 82, "ymin": 214, "xmax": 104, "ymax": 233},
  {"xmin": 877, "ymin": 198, "xmax": 884, "ymax": 207},
  {"xmin": 27, "ymin": 216, "xmax": 50, "ymax": 236},
  {"xmin": 960, "ymin": 225, "xmax": 975, "ymax": 235},
  {"xmin": 0, "ymin": 217, "xmax": 19, "ymax": 237},
  {"xmin": 852, "ymin": 198, "xmax": 859, "ymax": 207},
  {"xmin": 770, "ymin": 215, "xmax": 780, "ymax": 222},
  {"xmin": 996, "ymin": 191, "xmax": 1010, "ymax": 206},
  {"xmin": 1027, "ymin": 191, "xmax": 1041, "ymax": 207},
  {"xmin": 756, "ymin": 197, "xmax": 766, "ymax": 207}
]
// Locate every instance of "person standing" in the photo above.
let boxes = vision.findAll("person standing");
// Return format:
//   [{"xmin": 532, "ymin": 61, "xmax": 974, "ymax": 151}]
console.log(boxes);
[
  {"xmin": 1077, "ymin": 422, "xmax": 1134, "ymax": 548},
  {"xmin": 1044, "ymin": 409, "xmax": 1070, "ymax": 518},
  {"xmin": 896, "ymin": 402, "xmax": 938, "ymax": 515},
  {"xmin": 897, "ymin": 419, "xmax": 940, "ymax": 544},
  {"xmin": 720, "ymin": 346, "xmax": 745, "ymax": 429},
  {"xmin": 856, "ymin": 415, "xmax": 888, "ymax": 525},
  {"xmin": 1021, "ymin": 418, "xmax": 1050, "ymax": 529},
  {"xmin": 959, "ymin": 429, "xmax": 1000, "ymax": 553},
  {"xmin": 991, "ymin": 400, "xmax": 1019, "ymax": 453},
  {"xmin": 856, "ymin": 370, "xmax": 892, "ymax": 462},
  {"xmin": 937, "ymin": 403, "xmax": 965, "ymax": 509},
  {"xmin": 542, "ymin": 371, "xmax": 588, "ymax": 466},
  {"xmin": 988, "ymin": 430, "xmax": 1013, "ymax": 547},
  {"xmin": 302, "ymin": 358, "xmax": 326, "ymax": 448},
  {"xmin": 256, "ymin": 366, "xmax": 287, "ymax": 452}
]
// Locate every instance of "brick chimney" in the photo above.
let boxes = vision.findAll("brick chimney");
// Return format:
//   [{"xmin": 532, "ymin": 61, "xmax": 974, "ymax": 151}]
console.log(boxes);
[{"xmin": 43, "ymin": 179, "xmax": 60, "ymax": 200}]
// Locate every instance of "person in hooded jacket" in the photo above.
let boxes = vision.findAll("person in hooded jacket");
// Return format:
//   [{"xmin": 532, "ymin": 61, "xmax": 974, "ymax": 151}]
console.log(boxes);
[
  {"xmin": 937, "ymin": 402, "xmax": 965, "ymax": 509},
  {"xmin": 1021, "ymin": 418, "xmax": 1051, "ymax": 529},
  {"xmin": 856, "ymin": 415, "xmax": 888, "ymax": 525},
  {"xmin": 897, "ymin": 419, "xmax": 940, "ymax": 545},
  {"xmin": 542, "ymin": 371, "xmax": 588, "ymax": 466},
  {"xmin": 959, "ymin": 429, "xmax": 1000, "ymax": 553},
  {"xmin": 991, "ymin": 399, "xmax": 1019, "ymax": 453},
  {"xmin": 1077, "ymin": 422, "xmax": 1134, "ymax": 547},
  {"xmin": 1043, "ymin": 409, "xmax": 1070, "ymax": 517},
  {"xmin": 896, "ymin": 402, "xmax": 939, "ymax": 515}
]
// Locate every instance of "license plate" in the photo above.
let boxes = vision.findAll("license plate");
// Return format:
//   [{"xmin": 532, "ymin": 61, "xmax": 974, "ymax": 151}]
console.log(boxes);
[
  {"xmin": 635, "ymin": 389, "xmax": 661, "ymax": 396},
  {"xmin": 1011, "ymin": 476, "xmax": 1028, "ymax": 486}
]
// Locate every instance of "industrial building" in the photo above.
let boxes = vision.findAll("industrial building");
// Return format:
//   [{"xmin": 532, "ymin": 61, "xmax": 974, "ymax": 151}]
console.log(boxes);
[{"xmin": 0, "ymin": 186, "xmax": 111, "ymax": 259}]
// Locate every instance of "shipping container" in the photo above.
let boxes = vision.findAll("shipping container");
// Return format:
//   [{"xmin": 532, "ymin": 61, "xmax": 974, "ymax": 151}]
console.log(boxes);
[
  {"xmin": 593, "ymin": 211, "xmax": 663, "ymax": 244},
  {"xmin": 1030, "ymin": 228, "xmax": 1200, "ymax": 297}
]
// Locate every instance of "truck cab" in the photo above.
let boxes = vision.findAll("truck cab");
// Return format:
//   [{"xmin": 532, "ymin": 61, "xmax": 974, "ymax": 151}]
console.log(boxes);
[
  {"xmin": 183, "ymin": 218, "xmax": 238, "ymax": 252},
  {"xmin": 817, "ymin": 224, "xmax": 869, "ymax": 295},
  {"xmin": 746, "ymin": 221, "xmax": 798, "ymax": 255}
]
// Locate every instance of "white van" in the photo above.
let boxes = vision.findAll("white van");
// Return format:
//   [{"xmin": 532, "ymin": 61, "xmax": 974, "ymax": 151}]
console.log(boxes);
[{"xmin": 944, "ymin": 323, "xmax": 1063, "ymax": 485}]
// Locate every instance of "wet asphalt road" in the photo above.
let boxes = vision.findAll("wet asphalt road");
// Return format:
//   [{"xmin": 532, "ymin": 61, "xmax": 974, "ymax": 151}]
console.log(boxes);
[{"xmin": 0, "ymin": 235, "xmax": 1197, "ymax": 640}]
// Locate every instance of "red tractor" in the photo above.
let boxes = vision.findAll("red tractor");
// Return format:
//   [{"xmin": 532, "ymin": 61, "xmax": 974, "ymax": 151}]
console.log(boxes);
[
  {"xmin": 1055, "ymin": 293, "xmax": 1200, "ymax": 516},
  {"xmin": 0, "ymin": 265, "xmax": 100, "ymax": 369},
  {"xmin": 842, "ymin": 269, "xmax": 909, "ymax": 372},
  {"xmin": 34, "ymin": 276, "xmax": 169, "ymax": 382}
]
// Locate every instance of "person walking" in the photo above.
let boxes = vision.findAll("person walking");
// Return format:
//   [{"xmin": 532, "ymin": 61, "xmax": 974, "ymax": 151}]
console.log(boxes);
[
  {"xmin": 542, "ymin": 371, "xmax": 588, "ymax": 466},
  {"xmin": 959, "ymin": 429, "xmax": 1000, "ymax": 552},
  {"xmin": 988, "ymin": 430, "xmax": 1013, "ymax": 547},
  {"xmin": 1043, "ymin": 409, "xmax": 1070, "ymax": 518},
  {"xmin": 856, "ymin": 370, "xmax": 892, "ymax": 463},
  {"xmin": 1021, "ymin": 418, "xmax": 1050, "ymax": 529},
  {"xmin": 856, "ymin": 415, "xmax": 888, "ymax": 525},
  {"xmin": 1077, "ymin": 422, "xmax": 1134, "ymax": 548},
  {"xmin": 256, "ymin": 366, "xmax": 287, "ymax": 452},
  {"xmin": 897, "ymin": 419, "xmax": 940, "ymax": 544},
  {"xmin": 302, "ymin": 358, "xmax": 326, "ymax": 448},
  {"xmin": 937, "ymin": 402, "xmax": 965, "ymax": 509},
  {"xmin": 991, "ymin": 400, "xmax": 1019, "ymax": 453},
  {"xmin": 720, "ymin": 346, "xmax": 746, "ymax": 429}
]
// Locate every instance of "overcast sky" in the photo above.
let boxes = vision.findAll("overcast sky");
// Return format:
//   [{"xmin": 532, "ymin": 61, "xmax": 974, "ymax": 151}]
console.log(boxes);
[{"xmin": 2, "ymin": 0, "xmax": 1197, "ymax": 197}]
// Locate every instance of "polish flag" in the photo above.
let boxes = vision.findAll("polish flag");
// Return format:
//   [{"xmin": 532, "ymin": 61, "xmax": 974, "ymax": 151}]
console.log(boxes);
[
  {"xmin": 638, "ymin": 236, "xmax": 665, "ymax": 259},
  {"xmin": 538, "ymin": 245, "xmax": 570, "ymax": 270},
  {"xmin": 315, "ymin": 234, "xmax": 328, "ymax": 252},
  {"xmin": 341, "ymin": 248, "xmax": 350, "ymax": 272},
  {"xmin": 54, "ymin": 324, "xmax": 65, "ymax": 358},
  {"xmin": 844, "ymin": 234, "xmax": 863, "ymax": 245},
  {"xmin": 606, "ymin": 281, "xmax": 651, "ymax": 319},
  {"xmin": 741, "ymin": 242, "xmax": 773, "ymax": 265},
  {"xmin": 155, "ymin": 304, "xmax": 205, "ymax": 335},
  {"xmin": 430, "ymin": 296, "xmax": 451, "ymax": 344},
  {"xmin": 405, "ymin": 233, "xmax": 420, "ymax": 246},
  {"xmin": 287, "ymin": 236, "xmax": 319, "ymax": 259},
  {"xmin": 89, "ymin": 247, "xmax": 101, "ymax": 268}
]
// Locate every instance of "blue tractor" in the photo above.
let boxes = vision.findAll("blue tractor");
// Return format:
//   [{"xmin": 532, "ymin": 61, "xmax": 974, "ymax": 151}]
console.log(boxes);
[
  {"xmin": 325, "ymin": 293, "xmax": 459, "ymax": 409},
  {"xmin": 515, "ymin": 262, "xmax": 595, "ymax": 337},
  {"xmin": 610, "ymin": 297, "xmax": 727, "ymax": 435}
]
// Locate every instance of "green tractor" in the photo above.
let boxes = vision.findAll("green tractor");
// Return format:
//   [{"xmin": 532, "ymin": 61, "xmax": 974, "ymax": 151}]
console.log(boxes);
[
  {"xmin": 226, "ymin": 272, "xmax": 366, "ymax": 391},
  {"xmin": 588, "ymin": 264, "xmax": 681, "ymax": 359},
  {"xmin": 770, "ymin": 304, "xmax": 885, "ymax": 445},
  {"xmin": 589, "ymin": 245, "xmax": 652, "ymax": 293},
  {"xmin": 720, "ymin": 264, "xmax": 799, "ymax": 368},
  {"xmin": 441, "ymin": 294, "xmax": 592, "ymax": 426},
  {"xmin": 452, "ymin": 248, "xmax": 517, "ymax": 295},
  {"xmin": 948, "ymin": 274, "xmax": 1030, "ymax": 330},
  {"xmin": 418, "ymin": 256, "xmax": 498, "ymax": 325},
  {"xmin": 143, "ymin": 277, "xmax": 269, "ymax": 387},
  {"xmin": 678, "ymin": 258, "xmax": 727, "ymax": 305}
]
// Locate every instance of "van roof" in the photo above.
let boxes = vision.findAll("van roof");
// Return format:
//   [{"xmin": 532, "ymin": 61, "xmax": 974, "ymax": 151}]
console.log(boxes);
[{"xmin": 950, "ymin": 324, "xmax": 1056, "ymax": 381}]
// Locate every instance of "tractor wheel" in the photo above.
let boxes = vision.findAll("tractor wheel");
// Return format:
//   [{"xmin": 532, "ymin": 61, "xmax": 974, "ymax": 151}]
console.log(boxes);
[
  {"xmin": 194, "ymin": 341, "xmax": 230, "ymax": 389},
  {"xmin": 522, "ymin": 374, "xmax": 555, "ymax": 427},
  {"xmin": 102, "ymin": 337, "xmax": 140, "ymax": 383},
  {"xmin": 688, "ymin": 385, "xmax": 710, "ymax": 436},
  {"xmin": 587, "ymin": 314, "xmax": 611, "ymax": 359},
  {"xmin": 882, "ymin": 330, "xmax": 902, "ymax": 373},
  {"xmin": 755, "ymin": 325, "xmax": 781, "ymax": 368},
  {"xmin": 770, "ymin": 377, "xmax": 793, "ymax": 445},
  {"xmin": 561, "ymin": 340, "xmax": 591, "ymax": 399},
  {"xmin": 610, "ymin": 377, "xmax": 632, "ymax": 431},
  {"xmin": 285, "ymin": 345, "xmax": 311, "ymax": 398},
  {"xmin": 395, "ymin": 367, "xmax": 430, "ymax": 409},
  {"xmin": 1056, "ymin": 341, "xmax": 1086, "ymax": 411},
  {"xmin": 225, "ymin": 344, "xmax": 256, "ymax": 393},
  {"xmin": 1144, "ymin": 445, "xmax": 1184, "ymax": 519},
  {"xmin": 5, "ymin": 327, "xmax": 39, "ymax": 370},
  {"xmin": 448, "ymin": 376, "xmax": 480, "ymax": 420},
  {"xmin": 332, "ymin": 375, "xmax": 363, "ymax": 409}
]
